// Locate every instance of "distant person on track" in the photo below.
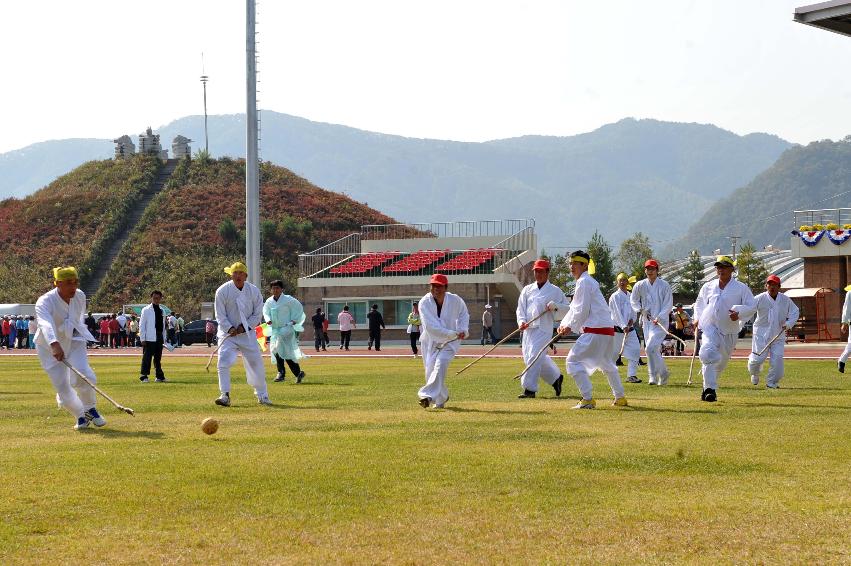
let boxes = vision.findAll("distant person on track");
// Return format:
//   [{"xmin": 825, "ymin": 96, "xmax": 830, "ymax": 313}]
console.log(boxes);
[
  {"xmin": 338, "ymin": 306, "xmax": 355, "ymax": 351},
  {"xmin": 366, "ymin": 304, "xmax": 385, "ymax": 351},
  {"xmin": 139, "ymin": 290, "xmax": 168, "ymax": 383},
  {"xmin": 34, "ymin": 267, "xmax": 105, "ymax": 430},
  {"xmin": 214, "ymin": 262, "xmax": 270, "ymax": 407},
  {"xmin": 481, "ymin": 304, "xmax": 497, "ymax": 345},
  {"xmin": 630, "ymin": 259, "xmax": 673, "ymax": 386},
  {"xmin": 838, "ymin": 284, "xmax": 851, "ymax": 374},
  {"xmin": 264, "ymin": 279, "xmax": 306, "ymax": 384},
  {"xmin": 672, "ymin": 303, "xmax": 690, "ymax": 356},
  {"xmin": 407, "ymin": 302, "xmax": 421, "ymax": 357},
  {"xmin": 312, "ymin": 307, "xmax": 327, "ymax": 352},
  {"xmin": 693, "ymin": 256, "xmax": 756, "ymax": 402},
  {"xmin": 28, "ymin": 316, "xmax": 37, "ymax": 349},
  {"xmin": 205, "ymin": 320, "xmax": 216, "ymax": 347},
  {"xmin": 417, "ymin": 274, "xmax": 469, "ymax": 409}
]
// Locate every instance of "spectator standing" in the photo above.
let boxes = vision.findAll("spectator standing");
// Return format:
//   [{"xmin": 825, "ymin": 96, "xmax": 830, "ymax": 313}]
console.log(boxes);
[
  {"xmin": 17, "ymin": 316, "xmax": 29, "ymax": 348},
  {"xmin": 672, "ymin": 303, "xmax": 691, "ymax": 356},
  {"xmin": 311, "ymin": 307, "xmax": 327, "ymax": 352},
  {"xmin": 175, "ymin": 313, "xmax": 185, "ymax": 347},
  {"xmin": 28, "ymin": 316, "xmax": 37, "ymax": 349},
  {"xmin": 99, "ymin": 317, "xmax": 110, "ymax": 348},
  {"xmin": 338, "ymin": 306, "xmax": 355, "ymax": 350},
  {"xmin": 139, "ymin": 291, "xmax": 168, "ymax": 383},
  {"xmin": 116, "ymin": 311, "xmax": 128, "ymax": 348},
  {"xmin": 407, "ymin": 302, "xmax": 421, "ymax": 357},
  {"xmin": 84, "ymin": 312, "xmax": 98, "ymax": 348},
  {"xmin": 322, "ymin": 316, "xmax": 330, "ymax": 349},
  {"xmin": 1, "ymin": 316, "xmax": 10, "ymax": 349},
  {"xmin": 128, "ymin": 316, "xmax": 139, "ymax": 347},
  {"xmin": 9, "ymin": 317, "xmax": 17, "ymax": 349},
  {"xmin": 366, "ymin": 304, "xmax": 385, "ymax": 351},
  {"xmin": 108, "ymin": 315, "xmax": 120, "ymax": 348},
  {"xmin": 166, "ymin": 313, "xmax": 177, "ymax": 346},
  {"xmin": 205, "ymin": 320, "xmax": 216, "ymax": 347},
  {"xmin": 481, "ymin": 304, "xmax": 497, "ymax": 345}
]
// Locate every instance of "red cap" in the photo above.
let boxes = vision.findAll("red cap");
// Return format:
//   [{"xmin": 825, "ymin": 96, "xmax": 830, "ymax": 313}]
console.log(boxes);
[
  {"xmin": 533, "ymin": 259, "xmax": 550, "ymax": 271},
  {"xmin": 766, "ymin": 274, "xmax": 781, "ymax": 285},
  {"xmin": 644, "ymin": 259, "xmax": 659, "ymax": 269},
  {"xmin": 429, "ymin": 273, "xmax": 448, "ymax": 286}
]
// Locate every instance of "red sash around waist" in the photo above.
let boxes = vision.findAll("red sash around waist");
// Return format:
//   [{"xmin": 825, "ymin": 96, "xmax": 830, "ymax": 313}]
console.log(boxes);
[{"xmin": 583, "ymin": 327, "xmax": 615, "ymax": 336}]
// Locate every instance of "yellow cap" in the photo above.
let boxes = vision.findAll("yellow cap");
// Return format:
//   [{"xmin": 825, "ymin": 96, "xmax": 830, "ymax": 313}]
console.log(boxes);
[
  {"xmin": 845, "ymin": 284, "xmax": 851, "ymax": 292},
  {"xmin": 714, "ymin": 255, "xmax": 736, "ymax": 269},
  {"xmin": 53, "ymin": 267, "xmax": 78, "ymax": 282},
  {"xmin": 224, "ymin": 262, "xmax": 249, "ymax": 276}
]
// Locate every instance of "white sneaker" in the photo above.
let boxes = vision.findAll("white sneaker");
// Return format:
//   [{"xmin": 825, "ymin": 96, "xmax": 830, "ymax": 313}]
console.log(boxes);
[
  {"xmin": 215, "ymin": 392, "xmax": 231, "ymax": 407},
  {"xmin": 648, "ymin": 378, "xmax": 657, "ymax": 385},
  {"xmin": 74, "ymin": 416, "xmax": 90, "ymax": 430},
  {"xmin": 257, "ymin": 395, "xmax": 272, "ymax": 405},
  {"xmin": 657, "ymin": 374, "xmax": 669, "ymax": 386},
  {"xmin": 751, "ymin": 375, "xmax": 759, "ymax": 385},
  {"xmin": 84, "ymin": 408, "xmax": 106, "ymax": 427},
  {"xmin": 572, "ymin": 398, "xmax": 596, "ymax": 409},
  {"xmin": 766, "ymin": 383, "xmax": 780, "ymax": 389}
]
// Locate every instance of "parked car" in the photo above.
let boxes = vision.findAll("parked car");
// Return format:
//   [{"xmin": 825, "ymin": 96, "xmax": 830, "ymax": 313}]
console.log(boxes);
[{"xmin": 182, "ymin": 319, "xmax": 218, "ymax": 346}]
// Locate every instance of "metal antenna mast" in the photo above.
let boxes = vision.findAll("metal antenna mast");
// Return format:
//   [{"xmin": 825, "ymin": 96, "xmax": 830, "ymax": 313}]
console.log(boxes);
[{"xmin": 200, "ymin": 53, "xmax": 209, "ymax": 153}]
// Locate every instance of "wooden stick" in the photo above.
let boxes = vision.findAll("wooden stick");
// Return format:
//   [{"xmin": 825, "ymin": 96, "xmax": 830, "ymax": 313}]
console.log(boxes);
[
  {"xmin": 455, "ymin": 309, "xmax": 551, "ymax": 375},
  {"xmin": 205, "ymin": 334, "xmax": 230, "ymax": 372},
  {"xmin": 687, "ymin": 326, "xmax": 698, "ymax": 386},
  {"xmin": 61, "ymin": 360, "xmax": 135, "ymax": 416},
  {"xmin": 652, "ymin": 318, "xmax": 688, "ymax": 348},
  {"xmin": 617, "ymin": 325, "xmax": 634, "ymax": 358},
  {"xmin": 513, "ymin": 332, "xmax": 562, "ymax": 380},
  {"xmin": 436, "ymin": 335, "xmax": 459, "ymax": 351},
  {"xmin": 754, "ymin": 328, "xmax": 787, "ymax": 357}
]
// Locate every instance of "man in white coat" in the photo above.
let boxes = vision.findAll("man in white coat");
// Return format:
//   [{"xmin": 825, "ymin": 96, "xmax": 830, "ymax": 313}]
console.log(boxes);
[
  {"xmin": 138, "ymin": 290, "xmax": 168, "ymax": 382},
  {"xmin": 693, "ymin": 256, "xmax": 757, "ymax": 402},
  {"xmin": 214, "ymin": 262, "xmax": 270, "ymax": 406},
  {"xmin": 748, "ymin": 274, "xmax": 799, "ymax": 388},
  {"xmin": 609, "ymin": 273, "xmax": 641, "ymax": 383},
  {"xmin": 35, "ymin": 267, "xmax": 105, "ymax": 430},
  {"xmin": 558, "ymin": 251, "xmax": 627, "ymax": 409},
  {"xmin": 263, "ymin": 279, "xmax": 306, "ymax": 383},
  {"xmin": 630, "ymin": 259, "xmax": 673, "ymax": 385},
  {"xmin": 516, "ymin": 258, "xmax": 570, "ymax": 398},
  {"xmin": 417, "ymin": 273, "xmax": 469, "ymax": 409},
  {"xmin": 838, "ymin": 284, "xmax": 851, "ymax": 373}
]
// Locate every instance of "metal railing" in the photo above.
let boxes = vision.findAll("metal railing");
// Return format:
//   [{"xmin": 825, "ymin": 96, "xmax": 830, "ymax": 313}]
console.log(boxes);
[
  {"xmin": 297, "ymin": 233, "xmax": 360, "ymax": 278},
  {"xmin": 793, "ymin": 208, "xmax": 851, "ymax": 230},
  {"xmin": 360, "ymin": 219, "xmax": 534, "ymax": 240}
]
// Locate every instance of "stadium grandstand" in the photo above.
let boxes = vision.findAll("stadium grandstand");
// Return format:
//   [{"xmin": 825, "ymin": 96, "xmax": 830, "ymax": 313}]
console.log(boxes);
[{"xmin": 297, "ymin": 219, "xmax": 540, "ymax": 342}]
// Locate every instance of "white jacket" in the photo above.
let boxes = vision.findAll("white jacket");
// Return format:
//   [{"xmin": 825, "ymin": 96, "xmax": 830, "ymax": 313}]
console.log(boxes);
[
  {"xmin": 139, "ymin": 303, "xmax": 168, "ymax": 342},
  {"xmin": 215, "ymin": 280, "xmax": 264, "ymax": 339},
  {"xmin": 751, "ymin": 291, "xmax": 799, "ymax": 351},
  {"xmin": 630, "ymin": 277, "xmax": 673, "ymax": 326},
  {"xmin": 694, "ymin": 277, "xmax": 757, "ymax": 335},
  {"xmin": 516, "ymin": 280, "xmax": 570, "ymax": 329},
  {"xmin": 561, "ymin": 271, "xmax": 614, "ymax": 331},
  {"xmin": 608, "ymin": 288, "xmax": 636, "ymax": 329},
  {"xmin": 418, "ymin": 292, "xmax": 469, "ymax": 355},
  {"xmin": 34, "ymin": 288, "xmax": 96, "ymax": 351}
]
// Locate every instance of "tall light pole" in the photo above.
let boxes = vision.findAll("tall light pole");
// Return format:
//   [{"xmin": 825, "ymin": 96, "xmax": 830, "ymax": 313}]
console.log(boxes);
[
  {"xmin": 200, "ymin": 53, "xmax": 209, "ymax": 153},
  {"xmin": 245, "ymin": 0, "xmax": 260, "ymax": 287}
]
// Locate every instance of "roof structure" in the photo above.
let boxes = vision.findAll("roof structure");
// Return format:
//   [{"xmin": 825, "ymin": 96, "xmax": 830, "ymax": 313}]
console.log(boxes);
[
  {"xmin": 795, "ymin": 1, "xmax": 851, "ymax": 36},
  {"xmin": 663, "ymin": 250, "xmax": 804, "ymax": 290}
]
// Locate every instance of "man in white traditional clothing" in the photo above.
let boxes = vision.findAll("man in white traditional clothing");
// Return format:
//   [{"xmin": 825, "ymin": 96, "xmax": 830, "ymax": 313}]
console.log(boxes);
[
  {"xmin": 838, "ymin": 284, "xmax": 851, "ymax": 373},
  {"xmin": 747, "ymin": 274, "xmax": 799, "ymax": 388},
  {"xmin": 214, "ymin": 262, "xmax": 270, "ymax": 406},
  {"xmin": 35, "ymin": 267, "xmax": 105, "ymax": 430},
  {"xmin": 263, "ymin": 279, "xmax": 306, "ymax": 384},
  {"xmin": 693, "ymin": 255, "xmax": 757, "ymax": 402},
  {"xmin": 516, "ymin": 258, "xmax": 569, "ymax": 398},
  {"xmin": 558, "ymin": 251, "xmax": 627, "ymax": 409},
  {"xmin": 630, "ymin": 258, "xmax": 673, "ymax": 385},
  {"xmin": 609, "ymin": 272, "xmax": 641, "ymax": 383},
  {"xmin": 417, "ymin": 273, "xmax": 469, "ymax": 409}
]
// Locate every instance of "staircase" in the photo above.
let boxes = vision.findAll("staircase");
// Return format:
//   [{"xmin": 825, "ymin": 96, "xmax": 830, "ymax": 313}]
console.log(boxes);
[{"xmin": 82, "ymin": 159, "xmax": 179, "ymax": 298}]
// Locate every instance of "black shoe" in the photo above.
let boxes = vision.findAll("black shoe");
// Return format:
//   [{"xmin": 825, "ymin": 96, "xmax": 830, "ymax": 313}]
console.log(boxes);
[
  {"xmin": 375, "ymin": 348, "xmax": 381, "ymax": 351},
  {"xmin": 297, "ymin": 371, "xmax": 305, "ymax": 384},
  {"xmin": 155, "ymin": 377, "xmax": 167, "ymax": 383},
  {"xmin": 419, "ymin": 397, "xmax": 430, "ymax": 408},
  {"xmin": 839, "ymin": 361, "xmax": 846, "ymax": 374},
  {"xmin": 368, "ymin": 345, "xmax": 372, "ymax": 350},
  {"xmin": 702, "ymin": 388, "xmax": 716, "ymax": 402},
  {"xmin": 615, "ymin": 356, "xmax": 624, "ymax": 366},
  {"xmin": 518, "ymin": 389, "xmax": 536, "ymax": 399},
  {"xmin": 139, "ymin": 376, "xmax": 149, "ymax": 383},
  {"xmin": 273, "ymin": 372, "xmax": 285, "ymax": 383},
  {"xmin": 638, "ymin": 358, "xmax": 646, "ymax": 366},
  {"xmin": 552, "ymin": 375, "xmax": 563, "ymax": 397}
]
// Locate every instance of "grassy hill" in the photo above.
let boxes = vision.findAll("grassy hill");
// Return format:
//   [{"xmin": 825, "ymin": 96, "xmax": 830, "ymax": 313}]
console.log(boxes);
[
  {"xmin": 0, "ymin": 156, "xmax": 160, "ymax": 302},
  {"xmin": 663, "ymin": 138, "xmax": 851, "ymax": 258},
  {"xmin": 0, "ymin": 156, "xmax": 396, "ymax": 316}
]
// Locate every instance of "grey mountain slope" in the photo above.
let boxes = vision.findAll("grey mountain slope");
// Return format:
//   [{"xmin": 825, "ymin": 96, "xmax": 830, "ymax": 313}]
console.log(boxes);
[
  {"xmin": 662, "ymin": 139, "xmax": 851, "ymax": 259},
  {"xmin": 0, "ymin": 114, "xmax": 791, "ymax": 248},
  {"xmin": 0, "ymin": 139, "xmax": 112, "ymax": 198}
]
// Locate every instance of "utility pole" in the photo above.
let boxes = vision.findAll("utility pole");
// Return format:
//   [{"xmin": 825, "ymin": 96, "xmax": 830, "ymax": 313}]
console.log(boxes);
[
  {"xmin": 728, "ymin": 235, "xmax": 741, "ymax": 260},
  {"xmin": 200, "ymin": 53, "xmax": 209, "ymax": 153},
  {"xmin": 245, "ymin": 0, "xmax": 260, "ymax": 287}
]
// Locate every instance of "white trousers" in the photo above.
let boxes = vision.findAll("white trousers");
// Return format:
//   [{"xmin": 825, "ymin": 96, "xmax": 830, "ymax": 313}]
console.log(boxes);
[
  {"xmin": 37, "ymin": 340, "xmax": 96, "ymax": 418},
  {"xmin": 839, "ymin": 331, "xmax": 851, "ymax": 363},
  {"xmin": 520, "ymin": 327, "xmax": 560, "ymax": 392},
  {"xmin": 418, "ymin": 347, "xmax": 455, "ymax": 406},
  {"xmin": 699, "ymin": 325, "xmax": 737, "ymax": 390},
  {"xmin": 643, "ymin": 321, "xmax": 669, "ymax": 383},
  {"xmin": 615, "ymin": 330, "xmax": 640, "ymax": 377},
  {"xmin": 217, "ymin": 332, "xmax": 268, "ymax": 397},
  {"xmin": 748, "ymin": 339, "xmax": 786, "ymax": 386},
  {"xmin": 566, "ymin": 333, "xmax": 625, "ymax": 401}
]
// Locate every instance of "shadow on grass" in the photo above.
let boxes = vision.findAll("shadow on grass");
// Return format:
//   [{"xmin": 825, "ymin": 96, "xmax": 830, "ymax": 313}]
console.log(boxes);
[
  {"xmin": 85, "ymin": 428, "xmax": 166, "ymax": 439},
  {"xmin": 743, "ymin": 402, "xmax": 851, "ymax": 410},
  {"xmin": 441, "ymin": 406, "xmax": 546, "ymax": 415},
  {"xmin": 0, "ymin": 391, "xmax": 42, "ymax": 395},
  {"xmin": 626, "ymin": 405, "xmax": 718, "ymax": 414}
]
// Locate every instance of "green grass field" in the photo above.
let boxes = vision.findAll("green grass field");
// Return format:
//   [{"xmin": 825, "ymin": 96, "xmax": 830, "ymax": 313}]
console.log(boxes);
[{"xmin": 1, "ymin": 355, "xmax": 849, "ymax": 564}]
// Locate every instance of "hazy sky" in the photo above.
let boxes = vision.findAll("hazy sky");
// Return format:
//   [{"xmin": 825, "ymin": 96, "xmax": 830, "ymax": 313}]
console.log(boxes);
[{"xmin": 1, "ymin": 0, "xmax": 850, "ymax": 153}]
